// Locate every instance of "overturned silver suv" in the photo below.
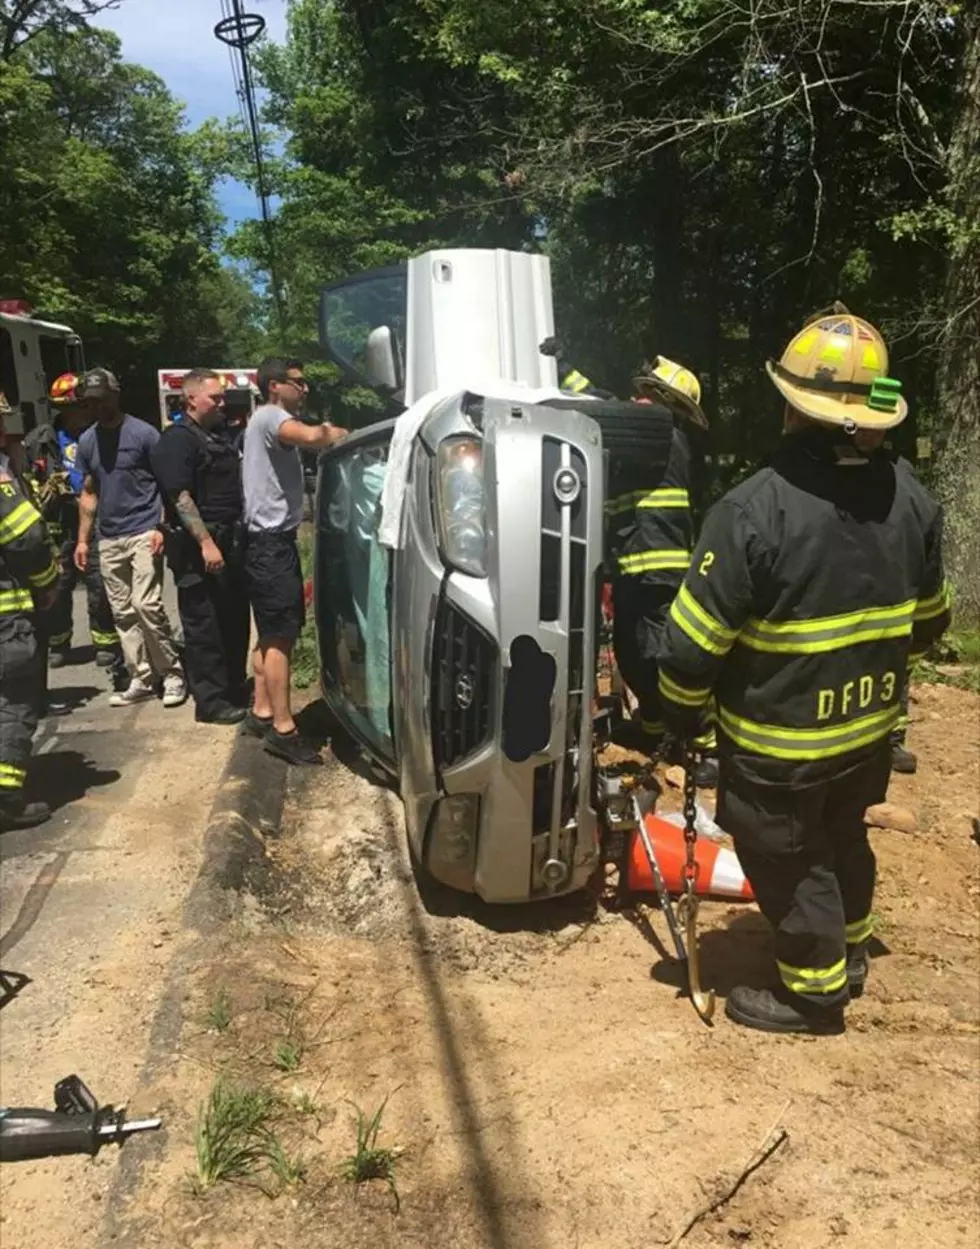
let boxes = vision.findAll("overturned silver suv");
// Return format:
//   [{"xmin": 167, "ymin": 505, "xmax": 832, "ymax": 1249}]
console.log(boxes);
[{"xmin": 314, "ymin": 250, "xmax": 672, "ymax": 904}]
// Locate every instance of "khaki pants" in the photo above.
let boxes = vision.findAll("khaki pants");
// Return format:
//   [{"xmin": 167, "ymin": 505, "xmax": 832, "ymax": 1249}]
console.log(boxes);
[{"xmin": 99, "ymin": 531, "xmax": 181, "ymax": 685}]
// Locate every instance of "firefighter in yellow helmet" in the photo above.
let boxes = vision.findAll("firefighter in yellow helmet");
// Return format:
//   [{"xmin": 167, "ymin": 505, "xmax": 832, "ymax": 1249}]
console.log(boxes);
[
  {"xmin": 657, "ymin": 306, "xmax": 950, "ymax": 1035},
  {"xmin": 606, "ymin": 355, "xmax": 716, "ymax": 784},
  {"xmin": 0, "ymin": 392, "xmax": 61, "ymax": 830}
]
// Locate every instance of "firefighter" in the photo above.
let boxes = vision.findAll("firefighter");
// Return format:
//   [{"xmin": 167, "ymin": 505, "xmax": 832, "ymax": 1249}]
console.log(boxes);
[
  {"xmin": 0, "ymin": 393, "xmax": 61, "ymax": 831},
  {"xmin": 657, "ymin": 306, "xmax": 951, "ymax": 1035},
  {"xmin": 607, "ymin": 357, "xmax": 717, "ymax": 786},
  {"xmin": 24, "ymin": 374, "xmax": 124, "ymax": 682}
]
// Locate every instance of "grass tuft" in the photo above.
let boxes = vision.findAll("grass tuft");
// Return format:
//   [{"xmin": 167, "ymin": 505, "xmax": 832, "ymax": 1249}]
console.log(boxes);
[
  {"xmin": 193, "ymin": 1080, "xmax": 276, "ymax": 1190},
  {"xmin": 266, "ymin": 1137, "xmax": 308, "ymax": 1187},
  {"xmin": 206, "ymin": 988, "xmax": 233, "ymax": 1033},
  {"xmin": 274, "ymin": 1039, "xmax": 303, "ymax": 1073},
  {"xmin": 341, "ymin": 1095, "xmax": 401, "ymax": 1211}
]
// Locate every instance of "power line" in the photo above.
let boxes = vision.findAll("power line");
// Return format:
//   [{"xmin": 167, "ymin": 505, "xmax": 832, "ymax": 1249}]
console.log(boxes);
[{"xmin": 215, "ymin": 1, "xmax": 286, "ymax": 335}]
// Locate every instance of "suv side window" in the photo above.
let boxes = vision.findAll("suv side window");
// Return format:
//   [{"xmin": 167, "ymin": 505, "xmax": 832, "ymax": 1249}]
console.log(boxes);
[{"xmin": 0, "ymin": 328, "xmax": 19, "ymax": 404}]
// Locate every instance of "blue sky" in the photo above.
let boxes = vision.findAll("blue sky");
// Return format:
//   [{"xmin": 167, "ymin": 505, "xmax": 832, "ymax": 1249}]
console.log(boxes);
[{"xmin": 95, "ymin": 0, "xmax": 289, "ymax": 228}]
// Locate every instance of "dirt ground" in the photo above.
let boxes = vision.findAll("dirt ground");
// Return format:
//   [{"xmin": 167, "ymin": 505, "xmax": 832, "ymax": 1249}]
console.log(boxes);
[{"xmin": 104, "ymin": 681, "xmax": 979, "ymax": 1249}]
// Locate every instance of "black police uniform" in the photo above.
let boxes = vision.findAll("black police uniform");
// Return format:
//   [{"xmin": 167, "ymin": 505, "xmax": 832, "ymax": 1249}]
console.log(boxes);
[
  {"xmin": 0, "ymin": 457, "xmax": 60, "ymax": 818},
  {"xmin": 608, "ymin": 421, "xmax": 703, "ymax": 741},
  {"xmin": 658, "ymin": 426, "xmax": 950, "ymax": 1009},
  {"xmin": 151, "ymin": 420, "xmax": 250, "ymax": 719}
]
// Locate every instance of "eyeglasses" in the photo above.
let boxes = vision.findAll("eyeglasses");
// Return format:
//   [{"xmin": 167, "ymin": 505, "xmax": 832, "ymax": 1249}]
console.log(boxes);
[{"xmin": 282, "ymin": 376, "xmax": 309, "ymax": 391}]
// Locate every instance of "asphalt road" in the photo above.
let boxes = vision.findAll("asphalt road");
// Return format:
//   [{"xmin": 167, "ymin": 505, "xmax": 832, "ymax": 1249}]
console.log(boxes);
[{"xmin": 0, "ymin": 581, "xmax": 236, "ymax": 1246}]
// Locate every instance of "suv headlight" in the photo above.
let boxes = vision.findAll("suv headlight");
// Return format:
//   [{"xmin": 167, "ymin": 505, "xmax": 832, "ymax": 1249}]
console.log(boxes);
[{"xmin": 435, "ymin": 436, "xmax": 486, "ymax": 577}]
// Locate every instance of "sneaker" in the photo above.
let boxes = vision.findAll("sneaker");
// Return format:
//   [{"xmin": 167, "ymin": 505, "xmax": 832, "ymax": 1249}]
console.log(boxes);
[
  {"xmin": 48, "ymin": 648, "xmax": 70, "ymax": 669},
  {"xmin": 725, "ymin": 985, "xmax": 845, "ymax": 1036},
  {"xmin": 263, "ymin": 728, "xmax": 324, "ymax": 766},
  {"xmin": 0, "ymin": 797, "xmax": 52, "ymax": 832},
  {"xmin": 241, "ymin": 710, "xmax": 273, "ymax": 739},
  {"xmin": 162, "ymin": 674, "xmax": 188, "ymax": 708},
  {"xmin": 109, "ymin": 677, "xmax": 156, "ymax": 708}
]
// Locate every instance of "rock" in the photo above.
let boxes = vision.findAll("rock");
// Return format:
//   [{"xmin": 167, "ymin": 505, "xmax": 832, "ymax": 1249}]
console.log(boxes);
[
  {"xmin": 664, "ymin": 765, "xmax": 686, "ymax": 789},
  {"xmin": 865, "ymin": 802, "xmax": 918, "ymax": 833}
]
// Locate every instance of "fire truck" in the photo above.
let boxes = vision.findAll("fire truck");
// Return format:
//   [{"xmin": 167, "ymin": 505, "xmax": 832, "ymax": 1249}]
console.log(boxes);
[
  {"xmin": 0, "ymin": 299, "xmax": 85, "ymax": 435},
  {"xmin": 157, "ymin": 368, "xmax": 259, "ymax": 428}
]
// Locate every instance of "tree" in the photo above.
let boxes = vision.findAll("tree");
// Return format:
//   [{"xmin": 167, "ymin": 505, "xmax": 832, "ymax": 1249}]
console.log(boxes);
[
  {"xmin": 932, "ymin": 8, "xmax": 979, "ymax": 624},
  {"xmin": 0, "ymin": 0, "xmax": 118, "ymax": 60}
]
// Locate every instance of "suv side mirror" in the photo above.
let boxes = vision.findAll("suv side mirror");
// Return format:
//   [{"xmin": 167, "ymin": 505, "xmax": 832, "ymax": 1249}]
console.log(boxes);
[{"xmin": 365, "ymin": 325, "xmax": 403, "ymax": 393}]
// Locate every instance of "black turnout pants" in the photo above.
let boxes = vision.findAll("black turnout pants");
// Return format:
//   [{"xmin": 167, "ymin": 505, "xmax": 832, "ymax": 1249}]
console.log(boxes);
[
  {"xmin": 175, "ymin": 535, "xmax": 250, "ymax": 719},
  {"xmin": 0, "ymin": 628, "xmax": 44, "ymax": 802},
  {"xmin": 718, "ymin": 744, "xmax": 891, "ymax": 1009},
  {"xmin": 612, "ymin": 575, "xmax": 673, "ymax": 736}
]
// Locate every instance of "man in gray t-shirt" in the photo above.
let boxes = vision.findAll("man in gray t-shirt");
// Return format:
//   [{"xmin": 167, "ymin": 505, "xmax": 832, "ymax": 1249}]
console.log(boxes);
[
  {"xmin": 243, "ymin": 403, "xmax": 305, "ymax": 532},
  {"xmin": 241, "ymin": 358, "xmax": 347, "ymax": 766}
]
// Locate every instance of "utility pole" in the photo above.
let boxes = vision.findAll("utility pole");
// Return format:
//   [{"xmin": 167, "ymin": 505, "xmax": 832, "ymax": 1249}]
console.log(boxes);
[{"xmin": 215, "ymin": 1, "xmax": 286, "ymax": 336}]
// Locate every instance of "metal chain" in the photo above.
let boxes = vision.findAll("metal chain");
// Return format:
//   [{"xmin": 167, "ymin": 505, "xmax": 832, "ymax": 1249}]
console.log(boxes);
[{"xmin": 682, "ymin": 740, "xmax": 699, "ymax": 887}]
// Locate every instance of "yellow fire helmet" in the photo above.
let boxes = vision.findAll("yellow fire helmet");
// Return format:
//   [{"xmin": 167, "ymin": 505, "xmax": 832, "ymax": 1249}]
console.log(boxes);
[
  {"xmin": 766, "ymin": 306, "xmax": 907, "ymax": 430},
  {"xmin": 633, "ymin": 356, "xmax": 708, "ymax": 428}
]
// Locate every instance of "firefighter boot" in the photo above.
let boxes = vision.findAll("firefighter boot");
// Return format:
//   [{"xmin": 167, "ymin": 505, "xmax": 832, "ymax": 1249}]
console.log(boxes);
[
  {"xmin": 846, "ymin": 941, "xmax": 869, "ymax": 999},
  {"xmin": 725, "ymin": 985, "xmax": 845, "ymax": 1036},
  {"xmin": 890, "ymin": 735, "xmax": 917, "ymax": 775},
  {"xmin": 695, "ymin": 756, "xmax": 719, "ymax": 789},
  {"xmin": 0, "ymin": 796, "xmax": 52, "ymax": 832},
  {"xmin": 48, "ymin": 647, "xmax": 70, "ymax": 669}
]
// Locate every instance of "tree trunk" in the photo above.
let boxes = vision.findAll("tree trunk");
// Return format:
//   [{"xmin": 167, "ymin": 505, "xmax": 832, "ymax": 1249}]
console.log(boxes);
[{"xmin": 933, "ymin": 10, "xmax": 980, "ymax": 626}]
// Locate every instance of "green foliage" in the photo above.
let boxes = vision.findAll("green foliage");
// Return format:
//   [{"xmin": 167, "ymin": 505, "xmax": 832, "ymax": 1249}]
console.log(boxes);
[
  {"xmin": 273, "ymin": 1039, "xmax": 303, "ymax": 1072},
  {"xmin": 0, "ymin": 15, "xmax": 268, "ymax": 416},
  {"xmin": 292, "ymin": 527, "xmax": 318, "ymax": 690}
]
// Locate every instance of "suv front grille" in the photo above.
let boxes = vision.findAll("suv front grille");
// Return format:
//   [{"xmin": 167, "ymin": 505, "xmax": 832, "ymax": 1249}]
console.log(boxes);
[{"xmin": 432, "ymin": 601, "xmax": 495, "ymax": 770}]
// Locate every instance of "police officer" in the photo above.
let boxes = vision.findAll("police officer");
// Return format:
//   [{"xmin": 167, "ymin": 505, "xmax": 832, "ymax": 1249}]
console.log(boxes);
[
  {"xmin": 24, "ymin": 374, "xmax": 124, "ymax": 682},
  {"xmin": 607, "ymin": 357, "xmax": 717, "ymax": 786},
  {"xmin": 150, "ymin": 368, "xmax": 250, "ymax": 724},
  {"xmin": 657, "ymin": 306, "xmax": 950, "ymax": 1035},
  {"xmin": 0, "ymin": 394, "xmax": 61, "ymax": 831}
]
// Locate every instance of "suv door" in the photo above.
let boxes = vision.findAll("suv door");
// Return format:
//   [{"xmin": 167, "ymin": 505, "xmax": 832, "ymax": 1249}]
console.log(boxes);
[{"xmin": 315, "ymin": 419, "xmax": 398, "ymax": 772}]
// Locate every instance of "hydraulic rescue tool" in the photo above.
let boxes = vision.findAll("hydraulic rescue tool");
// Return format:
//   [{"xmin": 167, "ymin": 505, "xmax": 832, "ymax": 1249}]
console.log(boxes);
[
  {"xmin": 600, "ymin": 751, "xmax": 717, "ymax": 1026},
  {"xmin": 0, "ymin": 1075, "xmax": 162, "ymax": 1163}
]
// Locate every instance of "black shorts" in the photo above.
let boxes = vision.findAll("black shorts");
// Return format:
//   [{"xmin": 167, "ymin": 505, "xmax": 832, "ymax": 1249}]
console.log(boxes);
[{"xmin": 244, "ymin": 529, "xmax": 306, "ymax": 642}]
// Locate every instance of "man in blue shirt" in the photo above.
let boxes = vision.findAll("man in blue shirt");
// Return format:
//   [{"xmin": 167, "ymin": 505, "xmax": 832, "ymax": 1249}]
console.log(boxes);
[
  {"xmin": 74, "ymin": 369, "xmax": 186, "ymax": 708},
  {"xmin": 24, "ymin": 374, "xmax": 124, "ymax": 679}
]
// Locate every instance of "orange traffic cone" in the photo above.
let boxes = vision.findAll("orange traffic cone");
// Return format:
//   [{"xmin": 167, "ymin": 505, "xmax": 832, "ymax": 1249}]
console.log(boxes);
[{"xmin": 626, "ymin": 813, "xmax": 754, "ymax": 901}]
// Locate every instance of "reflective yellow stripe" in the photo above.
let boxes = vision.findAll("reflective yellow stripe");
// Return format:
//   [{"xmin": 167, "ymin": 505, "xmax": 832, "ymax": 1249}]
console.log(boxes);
[
  {"xmin": 637, "ymin": 489, "xmax": 690, "ymax": 509},
  {"xmin": 777, "ymin": 958, "xmax": 847, "ymax": 995},
  {"xmin": 48, "ymin": 630, "xmax": 72, "ymax": 647},
  {"xmin": 90, "ymin": 629, "xmax": 119, "ymax": 646},
  {"xmin": 740, "ymin": 600, "xmax": 916, "ymax": 655},
  {"xmin": 914, "ymin": 580, "xmax": 951, "ymax": 622},
  {"xmin": 0, "ymin": 589, "xmax": 34, "ymax": 614},
  {"xmin": 658, "ymin": 668, "xmax": 712, "ymax": 708},
  {"xmin": 0, "ymin": 762, "xmax": 26, "ymax": 788},
  {"xmin": 845, "ymin": 914, "xmax": 874, "ymax": 945},
  {"xmin": 0, "ymin": 499, "xmax": 42, "ymax": 544},
  {"xmin": 694, "ymin": 728, "xmax": 717, "ymax": 750},
  {"xmin": 640, "ymin": 719, "xmax": 666, "ymax": 735},
  {"xmin": 670, "ymin": 583, "xmax": 737, "ymax": 657},
  {"xmin": 563, "ymin": 369, "xmax": 591, "ymax": 394},
  {"xmin": 719, "ymin": 704, "xmax": 899, "ymax": 761},
  {"xmin": 606, "ymin": 488, "xmax": 690, "ymax": 515},
  {"xmin": 618, "ymin": 550, "xmax": 691, "ymax": 575},
  {"xmin": 29, "ymin": 559, "xmax": 59, "ymax": 589}
]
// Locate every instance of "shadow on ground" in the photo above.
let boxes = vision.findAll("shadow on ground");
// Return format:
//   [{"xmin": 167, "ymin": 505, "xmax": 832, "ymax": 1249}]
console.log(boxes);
[{"xmin": 27, "ymin": 749, "xmax": 121, "ymax": 813}]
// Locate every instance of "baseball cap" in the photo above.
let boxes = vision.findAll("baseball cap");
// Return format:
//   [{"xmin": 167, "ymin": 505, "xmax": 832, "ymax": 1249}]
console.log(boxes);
[{"xmin": 78, "ymin": 368, "xmax": 121, "ymax": 398}]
